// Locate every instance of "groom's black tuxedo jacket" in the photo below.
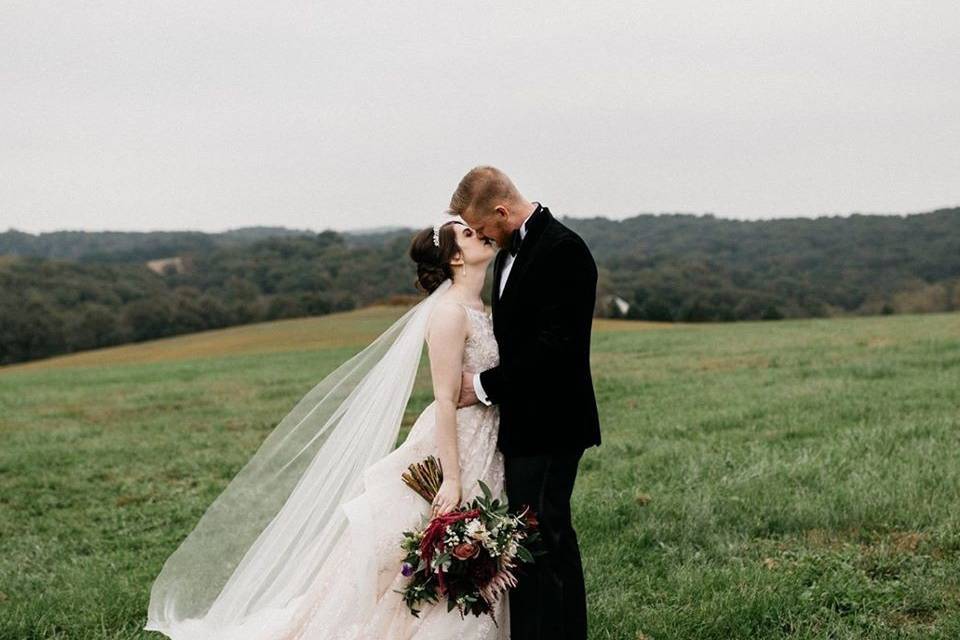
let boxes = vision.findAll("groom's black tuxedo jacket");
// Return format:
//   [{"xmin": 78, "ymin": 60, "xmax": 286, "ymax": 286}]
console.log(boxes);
[{"xmin": 480, "ymin": 205, "xmax": 602, "ymax": 456}]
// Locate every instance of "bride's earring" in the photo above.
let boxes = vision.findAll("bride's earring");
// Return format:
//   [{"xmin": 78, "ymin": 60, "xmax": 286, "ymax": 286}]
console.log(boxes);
[{"xmin": 461, "ymin": 264, "xmax": 466, "ymax": 276}]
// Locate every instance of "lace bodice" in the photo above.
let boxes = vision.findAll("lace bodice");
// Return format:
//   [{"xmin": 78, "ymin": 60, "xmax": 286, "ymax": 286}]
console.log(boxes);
[
  {"xmin": 451, "ymin": 303, "xmax": 502, "ymax": 503},
  {"xmin": 460, "ymin": 304, "xmax": 499, "ymax": 373}
]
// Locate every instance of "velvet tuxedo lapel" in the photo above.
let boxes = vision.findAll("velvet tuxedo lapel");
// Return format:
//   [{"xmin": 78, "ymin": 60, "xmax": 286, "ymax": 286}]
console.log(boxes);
[
  {"xmin": 491, "ymin": 249, "xmax": 506, "ymax": 317},
  {"xmin": 497, "ymin": 206, "xmax": 553, "ymax": 307}
]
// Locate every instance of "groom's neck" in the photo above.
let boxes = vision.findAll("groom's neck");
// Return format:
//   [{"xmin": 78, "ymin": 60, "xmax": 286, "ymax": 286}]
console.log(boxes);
[{"xmin": 511, "ymin": 199, "xmax": 537, "ymax": 233}]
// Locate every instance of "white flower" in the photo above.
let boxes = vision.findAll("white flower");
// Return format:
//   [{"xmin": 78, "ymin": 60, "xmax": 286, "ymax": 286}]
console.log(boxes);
[
  {"xmin": 465, "ymin": 520, "xmax": 492, "ymax": 546},
  {"xmin": 464, "ymin": 519, "xmax": 484, "ymax": 536}
]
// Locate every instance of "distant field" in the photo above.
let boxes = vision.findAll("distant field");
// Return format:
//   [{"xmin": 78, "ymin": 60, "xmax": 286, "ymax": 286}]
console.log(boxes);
[
  {"xmin": 1, "ymin": 308, "xmax": 959, "ymax": 639},
  {"xmin": 2, "ymin": 306, "xmax": 669, "ymax": 372}
]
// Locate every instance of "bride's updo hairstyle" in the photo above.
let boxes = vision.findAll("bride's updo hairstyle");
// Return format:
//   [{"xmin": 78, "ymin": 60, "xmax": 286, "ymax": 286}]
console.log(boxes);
[{"xmin": 409, "ymin": 221, "xmax": 460, "ymax": 293}]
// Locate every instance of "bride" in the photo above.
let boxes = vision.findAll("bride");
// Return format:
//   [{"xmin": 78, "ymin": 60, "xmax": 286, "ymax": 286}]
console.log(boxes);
[{"xmin": 145, "ymin": 219, "xmax": 509, "ymax": 639}]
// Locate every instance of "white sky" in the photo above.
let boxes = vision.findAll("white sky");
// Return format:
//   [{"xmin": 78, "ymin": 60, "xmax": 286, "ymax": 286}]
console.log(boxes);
[{"xmin": 2, "ymin": 1, "xmax": 959, "ymax": 234}]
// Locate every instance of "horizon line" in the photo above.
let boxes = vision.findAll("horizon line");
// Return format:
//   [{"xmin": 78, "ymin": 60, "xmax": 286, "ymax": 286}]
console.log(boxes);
[{"xmin": 2, "ymin": 204, "xmax": 957, "ymax": 236}]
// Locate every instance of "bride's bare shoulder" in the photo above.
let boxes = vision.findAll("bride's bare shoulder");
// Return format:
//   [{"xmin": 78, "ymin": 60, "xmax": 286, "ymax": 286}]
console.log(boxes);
[{"xmin": 425, "ymin": 297, "xmax": 469, "ymax": 344}]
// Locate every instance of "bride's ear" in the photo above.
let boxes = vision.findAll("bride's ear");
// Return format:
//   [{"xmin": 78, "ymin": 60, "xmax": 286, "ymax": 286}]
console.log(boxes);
[{"xmin": 449, "ymin": 251, "xmax": 465, "ymax": 268}]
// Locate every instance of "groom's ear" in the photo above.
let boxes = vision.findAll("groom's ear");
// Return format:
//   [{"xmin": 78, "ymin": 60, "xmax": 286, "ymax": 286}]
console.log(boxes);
[{"xmin": 493, "ymin": 205, "xmax": 510, "ymax": 220}]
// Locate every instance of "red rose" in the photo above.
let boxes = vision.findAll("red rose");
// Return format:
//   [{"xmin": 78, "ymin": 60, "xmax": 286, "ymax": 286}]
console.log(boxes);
[{"xmin": 452, "ymin": 541, "xmax": 480, "ymax": 560}]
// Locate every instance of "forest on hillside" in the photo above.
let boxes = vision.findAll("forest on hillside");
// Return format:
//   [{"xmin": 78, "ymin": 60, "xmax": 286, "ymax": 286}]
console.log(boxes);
[{"xmin": 1, "ymin": 207, "xmax": 958, "ymax": 365}]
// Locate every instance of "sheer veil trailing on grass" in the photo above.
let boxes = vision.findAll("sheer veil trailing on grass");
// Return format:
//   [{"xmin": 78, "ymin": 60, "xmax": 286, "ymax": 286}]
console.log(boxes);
[{"xmin": 145, "ymin": 279, "xmax": 453, "ymax": 639}]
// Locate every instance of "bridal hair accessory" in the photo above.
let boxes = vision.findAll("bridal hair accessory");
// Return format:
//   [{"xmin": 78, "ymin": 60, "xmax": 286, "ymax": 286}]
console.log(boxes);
[{"xmin": 432, "ymin": 223, "xmax": 442, "ymax": 247}]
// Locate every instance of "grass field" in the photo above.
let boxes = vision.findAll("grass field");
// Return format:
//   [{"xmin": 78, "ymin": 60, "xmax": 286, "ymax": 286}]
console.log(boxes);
[{"xmin": 1, "ymin": 307, "xmax": 959, "ymax": 639}]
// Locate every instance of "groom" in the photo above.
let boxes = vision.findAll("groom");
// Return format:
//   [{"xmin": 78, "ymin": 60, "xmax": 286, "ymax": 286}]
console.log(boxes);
[{"xmin": 449, "ymin": 166, "xmax": 601, "ymax": 640}]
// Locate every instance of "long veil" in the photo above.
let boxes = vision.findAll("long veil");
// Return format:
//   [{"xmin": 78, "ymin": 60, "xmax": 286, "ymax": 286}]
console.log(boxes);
[{"xmin": 145, "ymin": 279, "xmax": 453, "ymax": 639}]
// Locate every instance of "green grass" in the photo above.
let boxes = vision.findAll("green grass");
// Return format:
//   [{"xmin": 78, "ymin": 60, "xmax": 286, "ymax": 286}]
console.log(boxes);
[{"xmin": 1, "ymin": 308, "xmax": 959, "ymax": 639}]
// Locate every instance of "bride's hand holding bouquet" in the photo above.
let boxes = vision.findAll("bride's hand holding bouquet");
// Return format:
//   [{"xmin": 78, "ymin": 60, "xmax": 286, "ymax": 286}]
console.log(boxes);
[
  {"xmin": 399, "ymin": 456, "xmax": 542, "ymax": 624},
  {"xmin": 432, "ymin": 477, "xmax": 462, "ymax": 517}
]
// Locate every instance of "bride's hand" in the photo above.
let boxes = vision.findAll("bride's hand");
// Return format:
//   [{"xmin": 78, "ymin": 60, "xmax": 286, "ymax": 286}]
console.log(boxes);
[{"xmin": 431, "ymin": 478, "xmax": 462, "ymax": 517}]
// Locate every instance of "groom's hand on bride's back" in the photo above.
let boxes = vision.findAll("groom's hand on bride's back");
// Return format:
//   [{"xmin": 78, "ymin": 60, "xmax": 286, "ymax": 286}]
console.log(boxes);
[{"xmin": 458, "ymin": 371, "xmax": 479, "ymax": 408}]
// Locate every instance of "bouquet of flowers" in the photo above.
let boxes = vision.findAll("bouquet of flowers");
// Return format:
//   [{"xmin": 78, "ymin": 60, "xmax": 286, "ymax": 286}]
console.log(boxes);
[{"xmin": 396, "ymin": 456, "xmax": 542, "ymax": 623}]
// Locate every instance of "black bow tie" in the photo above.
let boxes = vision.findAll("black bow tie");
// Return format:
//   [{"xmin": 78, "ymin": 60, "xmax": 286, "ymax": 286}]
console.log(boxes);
[{"xmin": 508, "ymin": 228, "xmax": 523, "ymax": 256}]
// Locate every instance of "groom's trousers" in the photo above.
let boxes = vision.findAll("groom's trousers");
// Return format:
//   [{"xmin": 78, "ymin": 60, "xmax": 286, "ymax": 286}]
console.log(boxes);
[{"xmin": 504, "ymin": 448, "xmax": 587, "ymax": 640}]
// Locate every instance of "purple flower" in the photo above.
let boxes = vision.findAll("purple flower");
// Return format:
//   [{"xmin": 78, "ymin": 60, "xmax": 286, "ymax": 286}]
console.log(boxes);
[{"xmin": 401, "ymin": 561, "xmax": 415, "ymax": 577}]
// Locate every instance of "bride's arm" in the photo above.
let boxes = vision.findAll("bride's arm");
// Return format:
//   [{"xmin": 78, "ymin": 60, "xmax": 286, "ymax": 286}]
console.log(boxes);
[{"xmin": 425, "ymin": 302, "xmax": 468, "ymax": 516}]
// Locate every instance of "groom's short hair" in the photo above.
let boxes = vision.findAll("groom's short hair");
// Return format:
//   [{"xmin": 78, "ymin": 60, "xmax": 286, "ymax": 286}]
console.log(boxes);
[{"xmin": 448, "ymin": 166, "xmax": 519, "ymax": 218}]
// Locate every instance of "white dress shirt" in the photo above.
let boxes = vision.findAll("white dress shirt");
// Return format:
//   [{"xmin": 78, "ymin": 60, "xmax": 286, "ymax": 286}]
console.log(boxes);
[{"xmin": 472, "ymin": 204, "xmax": 538, "ymax": 406}]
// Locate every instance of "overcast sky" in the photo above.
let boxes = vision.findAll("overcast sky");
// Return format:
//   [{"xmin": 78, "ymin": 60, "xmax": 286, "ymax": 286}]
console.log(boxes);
[{"xmin": 2, "ymin": 1, "xmax": 958, "ymax": 234}]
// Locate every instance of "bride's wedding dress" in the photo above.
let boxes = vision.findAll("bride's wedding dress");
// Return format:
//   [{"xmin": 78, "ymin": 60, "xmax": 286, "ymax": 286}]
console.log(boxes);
[
  {"xmin": 278, "ymin": 305, "xmax": 510, "ymax": 640},
  {"xmin": 145, "ymin": 280, "xmax": 509, "ymax": 640},
  {"xmin": 283, "ymin": 303, "xmax": 509, "ymax": 639}
]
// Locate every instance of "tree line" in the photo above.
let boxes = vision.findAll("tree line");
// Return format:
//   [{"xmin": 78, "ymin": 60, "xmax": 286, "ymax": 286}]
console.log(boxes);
[{"xmin": 1, "ymin": 207, "xmax": 957, "ymax": 365}]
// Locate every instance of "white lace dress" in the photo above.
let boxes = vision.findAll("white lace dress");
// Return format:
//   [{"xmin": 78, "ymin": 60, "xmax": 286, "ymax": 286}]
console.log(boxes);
[{"xmin": 281, "ymin": 303, "xmax": 509, "ymax": 640}]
